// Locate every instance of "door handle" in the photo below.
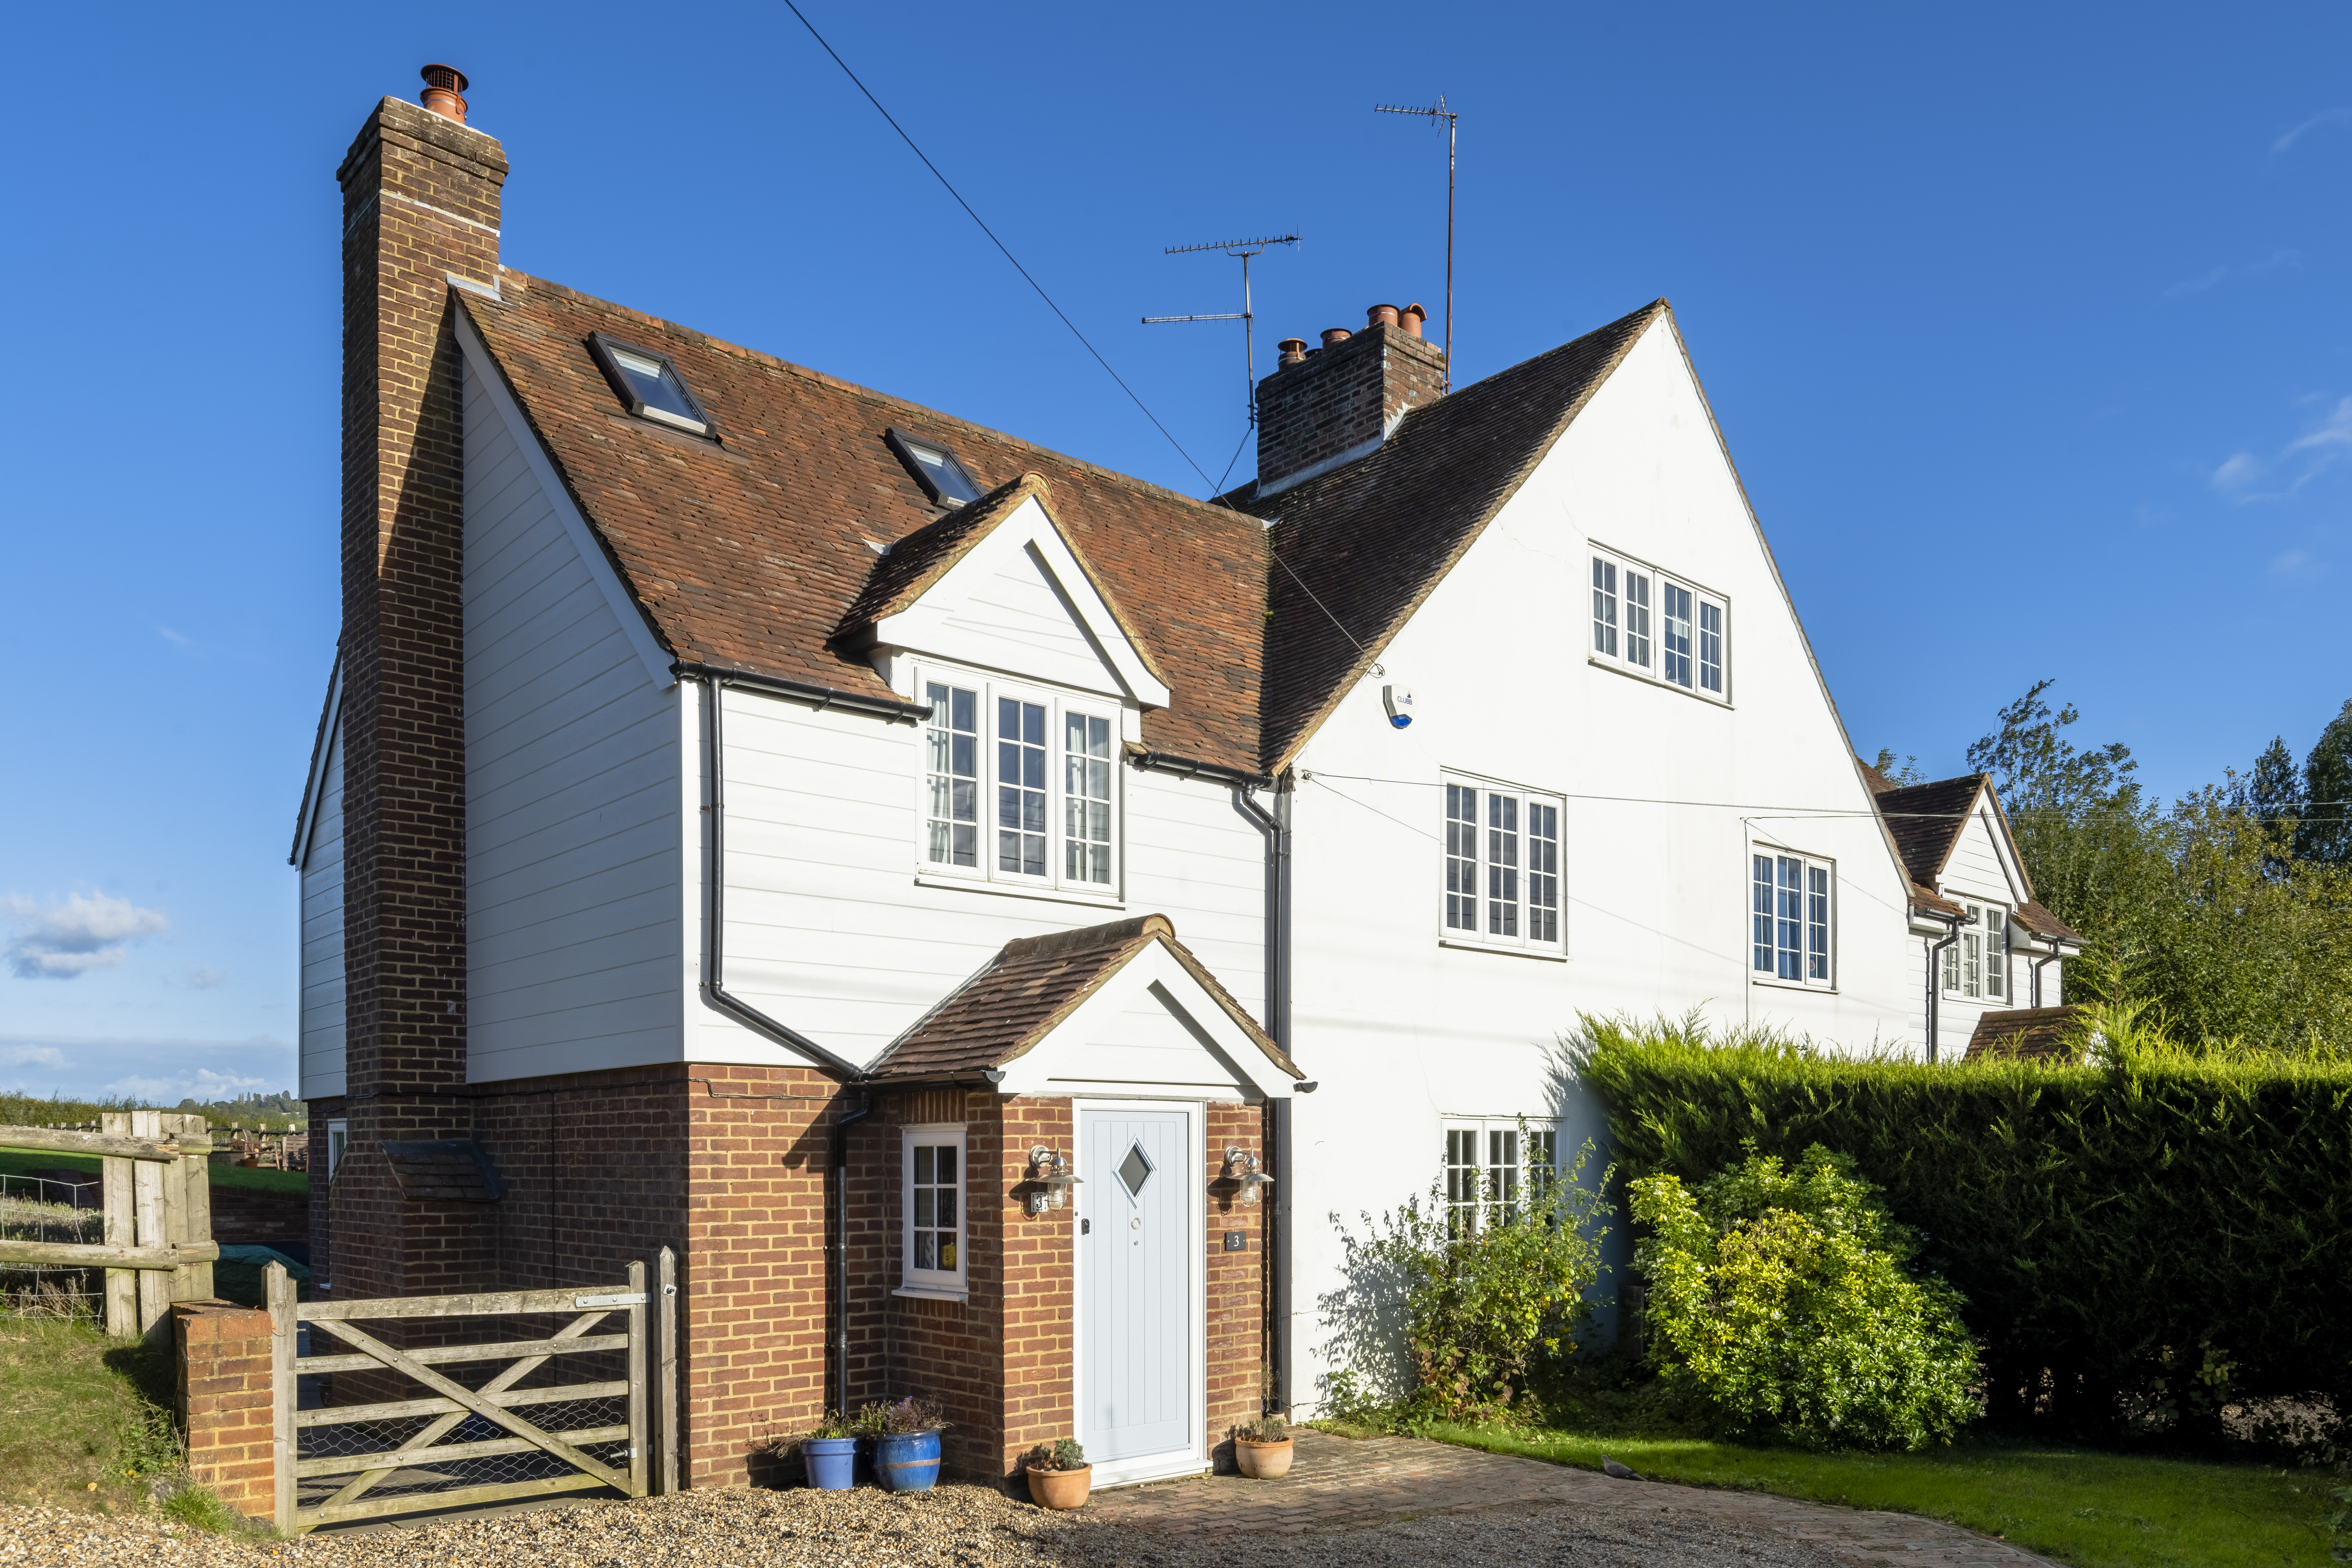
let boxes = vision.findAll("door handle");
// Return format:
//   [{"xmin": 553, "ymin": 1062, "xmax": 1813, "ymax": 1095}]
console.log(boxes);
[{"xmin": 1081, "ymin": 1219, "xmax": 1090, "ymax": 1235}]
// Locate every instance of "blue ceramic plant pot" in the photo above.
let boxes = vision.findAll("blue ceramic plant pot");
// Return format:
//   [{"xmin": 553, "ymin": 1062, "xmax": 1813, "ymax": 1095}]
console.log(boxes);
[
  {"xmin": 875, "ymin": 1429, "xmax": 941, "ymax": 1492},
  {"xmin": 802, "ymin": 1435, "xmax": 858, "ymax": 1490}
]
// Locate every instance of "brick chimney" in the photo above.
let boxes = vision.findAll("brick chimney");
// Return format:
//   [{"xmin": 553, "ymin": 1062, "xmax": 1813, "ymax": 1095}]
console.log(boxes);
[
  {"xmin": 1253, "ymin": 302, "xmax": 1446, "ymax": 497},
  {"xmin": 327, "ymin": 71, "xmax": 507, "ymax": 1301}
]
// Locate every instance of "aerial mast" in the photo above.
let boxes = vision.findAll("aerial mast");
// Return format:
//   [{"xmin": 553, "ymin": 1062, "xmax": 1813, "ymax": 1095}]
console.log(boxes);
[
  {"xmin": 1143, "ymin": 233, "xmax": 1303, "ymax": 427},
  {"xmin": 1374, "ymin": 96, "xmax": 1458, "ymax": 392}
]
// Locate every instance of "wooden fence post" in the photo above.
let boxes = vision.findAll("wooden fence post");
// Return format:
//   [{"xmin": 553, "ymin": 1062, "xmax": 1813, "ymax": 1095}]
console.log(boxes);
[
  {"xmin": 626, "ymin": 1259, "xmax": 650, "ymax": 1498},
  {"xmin": 132, "ymin": 1110, "xmax": 169, "ymax": 1335},
  {"xmin": 655, "ymin": 1245, "xmax": 679, "ymax": 1495},
  {"xmin": 160, "ymin": 1114, "xmax": 213, "ymax": 1306},
  {"xmin": 101, "ymin": 1113, "xmax": 135, "ymax": 1337},
  {"xmin": 266, "ymin": 1260, "xmax": 296, "ymax": 1533}
]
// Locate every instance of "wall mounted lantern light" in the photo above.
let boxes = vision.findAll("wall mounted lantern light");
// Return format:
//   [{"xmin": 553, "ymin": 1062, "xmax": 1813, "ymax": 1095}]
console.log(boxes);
[
  {"xmin": 1027, "ymin": 1145, "xmax": 1082, "ymax": 1214},
  {"xmin": 1223, "ymin": 1146, "xmax": 1274, "ymax": 1207}
]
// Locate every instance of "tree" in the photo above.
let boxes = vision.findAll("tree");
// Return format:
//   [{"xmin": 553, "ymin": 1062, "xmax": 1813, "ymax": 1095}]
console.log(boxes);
[
  {"xmin": 2301, "ymin": 700, "xmax": 2352, "ymax": 867},
  {"xmin": 1869, "ymin": 749, "xmax": 1925, "ymax": 788},
  {"xmin": 2229, "ymin": 736, "xmax": 2304, "ymax": 877}
]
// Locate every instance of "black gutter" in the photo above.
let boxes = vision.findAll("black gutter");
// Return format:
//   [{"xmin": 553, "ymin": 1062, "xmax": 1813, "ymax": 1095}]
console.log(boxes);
[
  {"xmin": 831, "ymin": 1094, "xmax": 873, "ymax": 1417},
  {"xmin": 676, "ymin": 660, "xmax": 931, "ymax": 725},
  {"xmin": 1130, "ymin": 749, "xmax": 1274, "ymax": 790},
  {"xmin": 699, "ymin": 672, "xmax": 869, "ymax": 1082}
]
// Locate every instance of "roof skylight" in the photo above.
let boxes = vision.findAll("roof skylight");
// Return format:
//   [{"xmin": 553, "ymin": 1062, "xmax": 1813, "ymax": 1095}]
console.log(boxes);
[
  {"xmin": 588, "ymin": 334, "xmax": 714, "ymax": 436},
  {"xmin": 887, "ymin": 428, "xmax": 985, "ymax": 506}
]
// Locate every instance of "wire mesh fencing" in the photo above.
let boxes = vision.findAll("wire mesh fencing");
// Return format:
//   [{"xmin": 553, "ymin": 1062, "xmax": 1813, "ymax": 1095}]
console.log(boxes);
[{"xmin": 0, "ymin": 1180, "xmax": 102, "ymax": 1321}]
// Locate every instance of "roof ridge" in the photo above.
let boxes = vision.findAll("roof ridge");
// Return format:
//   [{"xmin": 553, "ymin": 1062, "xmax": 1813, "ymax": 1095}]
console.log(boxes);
[
  {"xmin": 1001, "ymin": 913, "xmax": 1172, "ymax": 962},
  {"xmin": 495, "ymin": 269, "xmax": 1251, "ymax": 525}
]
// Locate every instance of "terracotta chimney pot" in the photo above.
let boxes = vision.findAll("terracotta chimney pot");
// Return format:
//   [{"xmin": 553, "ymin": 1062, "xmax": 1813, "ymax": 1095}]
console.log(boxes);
[
  {"xmin": 1367, "ymin": 304, "xmax": 1401, "ymax": 329},
  {"xmin": 1320, "ymin": 328, "xmax": 1352, "ymax": 348},
  {"xmin": 1399, "ymin": 303, "xmax": 1427, "ymax": 339},
  {"xmin": 1277, "ymin": 337, "xmax": 1309, "ymax": 366},
  {"xmin": 420, "ymin": 64, "xmax": 470, "ymax": 123}
]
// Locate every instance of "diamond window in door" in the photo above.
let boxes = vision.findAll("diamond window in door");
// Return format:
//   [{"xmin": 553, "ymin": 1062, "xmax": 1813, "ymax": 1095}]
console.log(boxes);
[{"xmin": 1116, "ymin": 1142, "xmax": 1154, "ymax": 1199}]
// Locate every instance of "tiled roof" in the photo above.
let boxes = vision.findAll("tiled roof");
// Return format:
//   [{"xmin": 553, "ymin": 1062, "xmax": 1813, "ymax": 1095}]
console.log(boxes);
[
  {"xmin": 2013, "ymin": 899, "xmax": 2083, "ymax": 945},
  {"xmin": 1910, "ymin": 882, "xmax": 1966, "ymax": 919},
  {"xmin": 1965, "ymin": 1005, "xmax": 2084, "ymax": 1063},
  {"xmin": 867, "ymin": 914, "xmax": 1298, "ymax": 1083},
  {"xmin": 1872, "ymin": 775, "xmax": 1990, "ymax": 888},
  {"xmin": 459, "ymin": 276, "xmax": 1270, "ymax": 772},
  {"xmin": 1855, "ymin": 756, "xmax": 1900, "ymax": 796},
  {"xmin": 833, "ymin": 474, "xmax": 1037, "ymax": 632},
  {"xmin": 1239, "ymin": 301, "xmax": 1668, "ymax": 771},
  {"xmin": 380, "ymin": 1139, "xmax": 506, "ymax": 1202}
]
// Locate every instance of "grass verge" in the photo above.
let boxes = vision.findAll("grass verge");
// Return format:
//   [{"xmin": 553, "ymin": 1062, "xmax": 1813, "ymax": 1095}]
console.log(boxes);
[
  {"xmin": 0, "ymin": 1146, "xmax": 308, "ymax": 1195},
  {"xmin": 1407, "ymin": 1417, "xmax": 2337, "ymax": 1568},
  {"xmin": 0, "ymin": 1316, "xmax": 252, "ymax": 1534}
]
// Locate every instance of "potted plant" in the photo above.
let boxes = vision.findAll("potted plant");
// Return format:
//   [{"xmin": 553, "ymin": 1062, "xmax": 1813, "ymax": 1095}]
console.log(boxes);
[
  {"xmin": 1233, "ymin": 1412, "xmax": 1293, "ymax": 1478},
  {"xmin": 792, "ymin": 1410, "xmax": 859, "ymax": 1491},
  {"xmin": 865, "ymin": 1398, "xmax": 949, "ymax": 1493},
  {"xmin": 1021, "ymin": 1438, "xmax": 1091, "ymax": 1509}
]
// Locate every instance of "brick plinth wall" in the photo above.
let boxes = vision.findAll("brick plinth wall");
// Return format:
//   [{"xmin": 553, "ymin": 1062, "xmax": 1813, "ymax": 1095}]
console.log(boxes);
[
  {"xmin": 328, "ymin": 92, "xmax": 507, "ymax": 1306},
  {"xmin": 175, "ymin": 1302, "xmax": 278, "ymax": 1519},
  {"xmin": 1254, "ymin": 320, "xmax": 1447, "ymax": 491}
]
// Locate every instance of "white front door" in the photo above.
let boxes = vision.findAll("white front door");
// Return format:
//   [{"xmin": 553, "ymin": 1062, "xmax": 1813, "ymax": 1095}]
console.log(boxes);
[{"xmin": 1078, "ymin": 1105, "xmax": 1196, "ymax": 1468}]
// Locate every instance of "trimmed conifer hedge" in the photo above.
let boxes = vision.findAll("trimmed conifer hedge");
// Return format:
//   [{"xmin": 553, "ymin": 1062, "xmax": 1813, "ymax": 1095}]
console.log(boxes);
[{"xmin": 1579, "ymin": 1031, "xmax": 2352, "ymax": 1444}]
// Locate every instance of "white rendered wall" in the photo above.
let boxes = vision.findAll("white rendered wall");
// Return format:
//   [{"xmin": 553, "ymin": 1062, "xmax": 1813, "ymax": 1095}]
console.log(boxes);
[
  {"xmin": 462, "ymin": 358, "xmax": 686, "ymax": 1083},
  {"xmin": 297, "ymin": 726, "xmax": 346, "ymax": 1099},
  {"xmin": 1935, "ymin": 804, "xmax": 2037, "ymax": 1047},
  {"xmin": 1278, "ymin": 317, "xmax": 1923, "ymax": 1407}
]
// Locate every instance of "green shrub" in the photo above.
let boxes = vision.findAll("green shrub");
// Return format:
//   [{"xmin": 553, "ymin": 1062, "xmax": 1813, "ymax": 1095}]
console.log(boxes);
[
  {"xmin": 1630, "ymin": 1145, "xmax": 1980, "ymax": 1451},
  {"xmin": 1579, "ymin": 1014, "xmax": 2352, "ymax": 1450},
  {"xmin": 1329, "ymin": 1135, "xmax": 1612, "ymax": 1420}
]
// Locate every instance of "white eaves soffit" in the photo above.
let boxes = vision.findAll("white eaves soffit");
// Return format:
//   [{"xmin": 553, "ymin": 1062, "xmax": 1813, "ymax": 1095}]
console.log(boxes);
[
  {"xmin": 993, "ymin": 942, "xmax": 1292, "ymax": 1102},
  {"xmin": 873, "ymin": 496, "xmax": 1172, "ymax": 709}
]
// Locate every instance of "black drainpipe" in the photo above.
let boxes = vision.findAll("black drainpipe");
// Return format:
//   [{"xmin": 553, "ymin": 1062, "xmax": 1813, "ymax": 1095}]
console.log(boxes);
[
  {"xmin": 1925, "ymin": 913, "xmax": 1963, "ymax": 1064},
  {"xmin": 2029, "ymin": 936, "xmax": 2062, "ymax": 1008},
  {"xmin": 1235, "ymin": 776, "xmax": 1293, "ymax": 1411},
  {"xmin": 699, "ymin": 673, "xmax": 877, "ymax": 1418}
]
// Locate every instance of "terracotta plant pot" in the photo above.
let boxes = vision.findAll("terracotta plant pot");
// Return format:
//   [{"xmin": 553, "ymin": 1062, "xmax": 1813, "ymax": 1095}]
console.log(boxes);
[
  {"xmin": 1234, "ymin": 1436, "xmax": 1294, "ymax": 1478},
  {"xmin": 1025, "ymin": 1463, "xmax": 1092, "ymax": 1509}
]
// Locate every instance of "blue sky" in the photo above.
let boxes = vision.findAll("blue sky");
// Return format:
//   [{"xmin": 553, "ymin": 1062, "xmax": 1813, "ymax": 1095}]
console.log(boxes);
[{"xmin": 2, "ymin": 2, "xmax": 2346, "ymax": 1099}]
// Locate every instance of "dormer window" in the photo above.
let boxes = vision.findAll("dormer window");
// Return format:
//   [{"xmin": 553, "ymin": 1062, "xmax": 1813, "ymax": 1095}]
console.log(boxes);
[
  {"xmin": 888, "ymin": 429, "xmax": 985, "ymax": 505},
  {"xmin": 588, "ymin": 334, "xmax": 713, "ymax": 436}
]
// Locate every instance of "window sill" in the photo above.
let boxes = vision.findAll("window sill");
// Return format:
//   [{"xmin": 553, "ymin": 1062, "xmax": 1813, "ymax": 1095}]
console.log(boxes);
[
  {"xmin": 913, "ymin": 871, "xmax": 1124, "ymax": 910},
  {"xmin": 1749, "ymin": 976, "xmax": 1838, "ymax": 995},
  {"xmin": 1439, "ymin": 937, "xmax": 1568, "ymax": 963},
  {"xmin": 1587, "ymin": 654, "xmax": 1732, "ymax": 707},
  {"xmin": 892, "ymin": 1284, "xmax": 969, "ymax": 1303}
]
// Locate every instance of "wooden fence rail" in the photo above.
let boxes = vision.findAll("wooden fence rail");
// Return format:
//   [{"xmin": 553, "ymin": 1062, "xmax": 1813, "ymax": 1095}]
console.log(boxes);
[{"xmin": 1, "ymin": 1113, "xmax": 217, "ymax": 1334}]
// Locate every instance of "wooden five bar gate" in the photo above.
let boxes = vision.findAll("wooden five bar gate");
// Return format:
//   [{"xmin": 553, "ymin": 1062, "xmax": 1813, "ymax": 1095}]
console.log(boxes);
[{"xmin": 267, "ymin": 1248, "xmax": 679, "ymax": 1533}]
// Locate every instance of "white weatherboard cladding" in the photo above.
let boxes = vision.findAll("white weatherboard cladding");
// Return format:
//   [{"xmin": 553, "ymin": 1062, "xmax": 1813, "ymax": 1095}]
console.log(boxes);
[
  {"xmin": 298, "ymin": 725, "xmax": 347, "ymax": 1099},
  {"xmin": 696, "ymin": 685, "xmax": 1267, "ymax": 1071},
  {"xmin": 1278, "ymin": 317, "xmax": 1923, "ymax": 1410},
  {"xmin": 872, "ymin": 496, "xmax": 1169, "ymax": 707},
  {"xmin": 462, "ymin": 356, "xmax": 685, "ymax": 1082},
  {"xmin": 1936, "ymin": 804, "xmax": 2036, "ymax": 1044}
]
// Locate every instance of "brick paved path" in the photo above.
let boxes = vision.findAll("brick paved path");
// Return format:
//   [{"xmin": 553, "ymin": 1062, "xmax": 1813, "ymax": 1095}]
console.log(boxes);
[{"xmin": 1086, "ymin": 1429, "xmax": 2059, "ymax": 1568}]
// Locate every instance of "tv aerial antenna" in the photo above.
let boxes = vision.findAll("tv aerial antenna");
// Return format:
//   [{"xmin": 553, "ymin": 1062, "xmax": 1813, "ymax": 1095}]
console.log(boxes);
[
  {"xmin": 1142, "ymin": 233, "xmax": 1302, "ymax": 427},
  {"xmin": 1374, "ymin": 95, "xmax": 1458, "ymax": 392}
]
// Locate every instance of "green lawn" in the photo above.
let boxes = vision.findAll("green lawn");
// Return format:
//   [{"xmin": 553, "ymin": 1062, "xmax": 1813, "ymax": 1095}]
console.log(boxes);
[
  {"xmin": 1409, "ymin": 1417, "xmax": 2338, "ymax": 1568},
  {"xmin": 0, "ymin": 1147, "xmax": 307, "ymax": 1195}
]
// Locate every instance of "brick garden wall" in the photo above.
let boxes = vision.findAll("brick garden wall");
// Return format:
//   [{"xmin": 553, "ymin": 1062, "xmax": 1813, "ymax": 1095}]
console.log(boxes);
[{"xmin": 174, "ymin": 1302, "xmax": 278, "ymax": 1520}]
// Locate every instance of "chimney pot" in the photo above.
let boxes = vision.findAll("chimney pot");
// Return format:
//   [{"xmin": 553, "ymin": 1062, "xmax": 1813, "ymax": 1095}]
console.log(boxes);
[
  {"xmin": 1367, "ymin": 304, "xmax": 1401, "ymax": 329},
  {"xmin": 420, "ymin": 63, "xmax": 470, "ymax": 122},
  {"xmin": 1320, "ymin": 328, "xmax": 1352, "ymax": 348},
  {"xmin": 1399, "ymin": 303, "xmax": 1427, "ymax": 339},
  {"xmin": 1278, "ymin": 337, "xmax": 1309, "ymax": 366}
]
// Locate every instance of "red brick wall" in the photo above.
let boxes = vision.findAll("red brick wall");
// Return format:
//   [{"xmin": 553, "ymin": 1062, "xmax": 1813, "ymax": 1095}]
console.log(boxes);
[
  {"xmin": 329, "ymin": 92, "xmax": 508, "ymax": 1305},
  {"xmin": 1205, "ymin": 1101, "xmax": 1270, "ymax": 1461},
  {"xmin": 1254, "ymin": 320, "xmax": 1448, "ymax": 489},
  {"xmin": 175, "ymin": 1302, "xmax": 277, "ymax": 1519}
]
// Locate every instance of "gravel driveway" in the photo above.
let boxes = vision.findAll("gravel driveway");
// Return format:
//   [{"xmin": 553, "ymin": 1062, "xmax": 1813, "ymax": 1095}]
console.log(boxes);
[{"xmin": 3, "ymin": 1483, "xmax": 1844, "ymax": 1568}]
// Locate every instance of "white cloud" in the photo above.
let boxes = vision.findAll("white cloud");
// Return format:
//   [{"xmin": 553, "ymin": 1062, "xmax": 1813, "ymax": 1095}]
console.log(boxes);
[
  {"xmin": 2164, "ymin": 251, "xmax": 2301, "ymax": 300},
  {"xmin": 156, "ymin": 626, "xmax": 192, "ymax": 648},
  {"xmin": 2272, "ymin": 108, "xmax": 2352, "ymax": 155},
  {"xmin": 2209, "ymin": 397, "xmax": 2352, "ymax": 502},
  {"xmin": 2283, "ymin": 396, "xmax": 2352, "ymax": 457},
  {"xmin": 105, "ymin": 1066, "xmax": 272, "ymax": 1102},
  {"xmin": 2268, "ymin": 548, "xmax": 2332, "ymax": 581},
  {"xmin": 3, "ymin": 893, "xmax": 171, "ymax": 980},
  {"xmin": 184, "ymin": 966, "xmax": 227, "ymax": 989},
  {"xmin": 0, "ymin": 1045, "xmax": 65, "ymax": 1069},
  {"xmin": 2165, "ymin": 266, "xmax": 2227, "ymax": 299},
  {"xmin": 2210, "ymin": 452, "xmax": 2263, "ymax": 492}
]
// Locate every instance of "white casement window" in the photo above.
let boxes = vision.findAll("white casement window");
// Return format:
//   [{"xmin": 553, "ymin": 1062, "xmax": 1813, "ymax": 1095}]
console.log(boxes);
[
  {"xmin": 1442, "ymin": 778, "xmax": 1563, "ymax": 951},
  {"xmin": 1943, "ymin": 902, "xmax": 2008, "ymax": 1000},
  {"xmin": 1443, "ymin": 1119, "xmax": 1560, "ymax": 1232},
  {"xmin": 1751, "ymin": 850, "xmax": 1834, "ymax": 987},
  {"xmin": 1590, "ymin": 548, "xmax": 1728, "ymax": 701},
  {"xmin": 902, "ymin": 1124, "xmax": 967, "ymax": 1294},
  {"xmin": 920, "ymin": 669, "xmax": 1120, "ymax": 893},
  {"xmin": 325, "ymin": 1119, "xmax": 349, "ymax": 1180}
]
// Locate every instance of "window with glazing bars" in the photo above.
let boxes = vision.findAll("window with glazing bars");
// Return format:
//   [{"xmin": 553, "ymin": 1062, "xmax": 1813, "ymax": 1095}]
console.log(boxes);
[
  {"xmin": 904, "ymin": 1126, "xmax": 965, "ymax": 1289},
  {"xmin": 1444, "ymin": 781, "xmax": 1563, "ymax": 949},
  {"xmin": 1064, "ymin": 713, "xmax": 1113, "ymax": 884},
  {"xmin": 1444, "ymin": 1127, "xmax": 1481, "ymax": 1234},
  {"xmin": 925, "ymin": 684, "xmax": 978, "ymax": 868},
  {"xmin": 921, "ymin": 671, "xmax": 1118, "ymax": 891},
  {"xmin": 1752, "ymin": 852, "xmax": 1833, "ymax": 985},
  {"xmin": 997, "ymin": 697, "xmax": 1047, "ymax": 876},
  {"xmin": 1698, "ymin": 601, "xmax": 1724, "ymax": 693},
  {"xmin": 1944, "ymin": 902, "xmax": 2008, "ymax": 998},
  {"xmin": 1591, "ymin": 559, "xmax": 1618, "ymax": 657},
  {"xmin": 1661, "ymin": 582, "xmax": 1694, "ymax": 687},
  {"xmin": 1589, "ymin": 550, "xmax": 1728, "ymax": 698},
  {"xmin": 1624, "ymin": 570, "xmax": 1652, "ymax": 667}
]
